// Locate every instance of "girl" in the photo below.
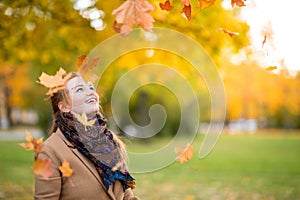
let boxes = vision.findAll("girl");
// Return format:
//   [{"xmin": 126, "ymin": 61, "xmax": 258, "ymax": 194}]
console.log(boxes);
[{"xmin": 34, "ymin": 71, "xmax": 139, "ymax": 200}]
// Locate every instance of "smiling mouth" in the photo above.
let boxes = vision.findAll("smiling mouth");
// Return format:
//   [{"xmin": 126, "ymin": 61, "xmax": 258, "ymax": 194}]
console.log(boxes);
[{"xmin": 86, "ymin": 98, "xmax": 98, "ymax": 104}]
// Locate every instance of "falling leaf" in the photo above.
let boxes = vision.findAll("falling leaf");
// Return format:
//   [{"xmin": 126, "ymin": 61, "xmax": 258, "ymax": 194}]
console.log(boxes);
[
  {"xmin": 37, "ymin": 68, "xmax": 73, "ymax": 96},
  {"xmin": 266, "ymin": 66, "xmax": 277, "ymax": 71},
  {"xmin": 59, "ymin": 160, "xmax": 73, "ymax": 177},
  {"xmin": 77, "ymin": 56, "xmax": 100, "ymax": 75},
  {"xmin": 175, "ymin": 144, "xmax": 194, "ymax": 164},
  {"xmin": 72, "ymin": 112, "xmax": 96, "ymax": 130},
  {"xmin": 231, "ymin": 0, "xmax": 246, "ymax": 7},
  {"xmin": 77, "ymin": 54, "xmax": 87, "ymax": 69},
  {"xmin": 112, "ymin": 0, "xmax": 155, "ymax": 36},
  {"xmin": 181, "ymin": 0, "xmax": 191, "ymax": 20},
  {"xmin": 262, "ymin": 35, "xmax": 267, "ymax": 48},
  {"xmin": 197, "ymin": 0, "xmax": 216, "ymax": 10},
  {"xmin": 159, "ymin": 0, "xmax": 174, "ymax": 11},
  {"xmin": 33, "ymin": 158, "xmax": 54, "ymax": 178},
  {"xmin": 217, "ymin": 27, "xmax": 239, "ymax": 37},
  {"xmin": 19, "ymin": 131, "xmax": 44, "ymax": 159}
]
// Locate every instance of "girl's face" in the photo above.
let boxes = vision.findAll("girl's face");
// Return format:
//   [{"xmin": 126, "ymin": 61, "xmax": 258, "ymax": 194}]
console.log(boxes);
[{"xmin": 65, "ymin": 76, "xmax": 99, "ymax": 116}]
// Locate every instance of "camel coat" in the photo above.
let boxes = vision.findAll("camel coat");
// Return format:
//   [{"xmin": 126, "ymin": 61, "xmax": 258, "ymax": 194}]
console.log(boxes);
[{"xmin": 34, "ymin": 129, "xmax": 140, "ymax": 200}]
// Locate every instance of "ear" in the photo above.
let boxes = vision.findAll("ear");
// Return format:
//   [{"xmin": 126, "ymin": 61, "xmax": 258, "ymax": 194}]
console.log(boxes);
[{"xmin": 58, "ymin": 101, "xmax": 70, "ymax": 113}]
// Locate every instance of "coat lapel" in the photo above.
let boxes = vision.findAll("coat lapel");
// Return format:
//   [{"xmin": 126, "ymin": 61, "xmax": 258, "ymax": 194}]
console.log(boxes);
[{"xmin": 56, "ymin": 129, "xmax": 116, "ymax": 200}]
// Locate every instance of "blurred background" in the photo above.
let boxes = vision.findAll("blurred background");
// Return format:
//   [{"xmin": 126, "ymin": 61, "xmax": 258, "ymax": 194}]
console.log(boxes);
[{"xmin": 0, "ymin": 0, "xmax": 299, "ymax": 199}]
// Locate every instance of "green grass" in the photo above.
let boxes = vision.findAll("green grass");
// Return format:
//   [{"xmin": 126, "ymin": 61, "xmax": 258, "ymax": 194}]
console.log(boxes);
[{"xmin": 0, "ymin": 132, "xmax": 300, "ymax": 199}]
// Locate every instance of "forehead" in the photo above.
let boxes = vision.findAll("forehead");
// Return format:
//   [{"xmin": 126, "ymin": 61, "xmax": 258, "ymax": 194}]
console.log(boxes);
[{"xmin": 65, "ymin": 76, "xmax": 86, "ymax": 89}]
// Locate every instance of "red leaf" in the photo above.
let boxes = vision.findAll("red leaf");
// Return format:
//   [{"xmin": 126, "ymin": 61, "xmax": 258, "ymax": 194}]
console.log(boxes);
[
  {"xmin": 181, "ymin": 0, "xmax": 191, "ymax": 20},
  {"xmin": 217, "ymin": 27, "xmax": 239, "ymax": 38},
  {"xmin": 175, "ymin": 144, "xmax": 194, "ymax": 164},
  {"xmin": 112, "ymin": 0, "xmax": 155, "ymax": 36},
  {"xmin": 77, "ymin": 54, "xmax": 87, "ymax": 69},
  {"xmin": 33, "ymin": 158, "xmax": 54, "ymax": 178},
  {"xmin": 231, "ymin": 0, "xmax": 246, "ymax": 7},
  {"xmin": 159, "ymin": 0, "xmax": 174, "ymax": 11}
]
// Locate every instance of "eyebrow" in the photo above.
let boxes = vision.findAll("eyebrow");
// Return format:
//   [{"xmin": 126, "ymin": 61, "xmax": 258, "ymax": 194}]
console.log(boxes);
[{"xmin": 71, "ymin": 84, "xmax": 85, "ymax": 90}]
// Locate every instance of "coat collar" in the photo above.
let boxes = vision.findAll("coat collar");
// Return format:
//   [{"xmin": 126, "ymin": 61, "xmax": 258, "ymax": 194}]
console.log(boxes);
[{"xmin": 55, "ymin": 129, "xmax": 116, "ymax": 200}]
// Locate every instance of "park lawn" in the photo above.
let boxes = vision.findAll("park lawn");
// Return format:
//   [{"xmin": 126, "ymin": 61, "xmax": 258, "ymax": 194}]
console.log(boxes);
[{"xmin": 0, "ymin": 132, "xmax": 300, "ymax": 200}]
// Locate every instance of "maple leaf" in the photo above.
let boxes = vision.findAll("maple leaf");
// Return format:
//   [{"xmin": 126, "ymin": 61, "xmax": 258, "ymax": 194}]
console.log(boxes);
[
  {"xmin": 19, "ymin": 131, "xmax": 44, "ymax": 159},
  {"xmin": 175, "ymin": 144, "xmax": 194, "ymax": 164},
  {"xmin": 197, "ymin": 0, "xmax": 216, "ymax": 10},
  {"xmin": 77, "ymin": 54, "xmax": 87, "ymax": 69},
  {"xmin": 159, "ymin": 0, "xmax": 174, "ymax": 11},
  {"xmin": 266, "ymin": 66, "xmax": 277, "ymax": 71},
  {"xmin": 181, "ymin": 0, "xmax": 191, "ymax": 20},
  {"xmin": 59, "ymin": 160, "xmax": 73, "ymax": 177},
  {"xmin": 112, "ymin": 0, "xmax": 155, "ymax": 36},
  {"xmin": 72, "ymin": 112, "xmax": 96, "ymax": 130},
  {"xmin": 37, "ymin": 68, "xmax": 73, "ymax": 96},
  {"xmin": 231, "ymin": 0, "xmax": 246, "ymax": 7},
  {"xmin": 217, "ymin": 27, "xmax": 239, "ymax": 38},
  {"xmin": 33, "ymin": 158, "xmax": 54, "ymax": 178},
  {"xmin": 77, "ymin": 56, "xmax": 100, "ymax": 75}
]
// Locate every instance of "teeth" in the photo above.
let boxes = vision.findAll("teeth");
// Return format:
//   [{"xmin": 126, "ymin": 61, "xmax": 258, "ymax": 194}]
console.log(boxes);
[{"xmin": 87, "ymin": 98, "xmax": 96, "ymax": 103}]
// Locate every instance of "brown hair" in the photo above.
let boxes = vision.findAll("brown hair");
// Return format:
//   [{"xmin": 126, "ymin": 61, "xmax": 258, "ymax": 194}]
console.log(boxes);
[{"xmin": 48, "ymin": 72, "xmax": 128, "ymax": 161}]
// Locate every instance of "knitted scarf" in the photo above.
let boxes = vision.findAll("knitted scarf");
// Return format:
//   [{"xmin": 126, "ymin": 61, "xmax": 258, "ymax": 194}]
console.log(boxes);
[{"xmin": 56, "ymin": 111, "xmax": 135, "ymax": 191}]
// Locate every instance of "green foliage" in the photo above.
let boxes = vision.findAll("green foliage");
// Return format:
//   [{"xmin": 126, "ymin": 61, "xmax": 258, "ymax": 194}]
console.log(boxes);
[{"xmin": 1, "ymin": 132, "xmax": 300, "ymax": 199}]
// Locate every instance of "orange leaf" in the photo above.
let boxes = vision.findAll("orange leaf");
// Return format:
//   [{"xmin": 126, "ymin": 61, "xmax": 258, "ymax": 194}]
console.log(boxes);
[
  {"xmin": 266, "ymin": 66, "xmax": 277, "ymax": 71},
  {"xmin": 217, "ymin": 27, "xmax": 239, "ymax": 38},
  {"xmin": 19, "ymin": 131, "xmax": 44, "ymax": 159},
  {"xmin": 78, "ymin": 57, "xmax": 100, "ymax": 75},
  {"xmin": 77, "ymin": 54, "xmax": 87, "ymax": 69},
  {"xmin": 231, "ymin": 0, "xmax": 246, "ymax": 7},
  {"xmin": 197, "ymin": 0, "xmax": 216, "ymax": 10},
  {"xmin": 112, "ymin": 0, "xmax": 155, "ymax": 36},
  {"xmin": 59, "ymin": 160, "xmax": 73, "ymax": 177},
  {"xmin": 32, "ymin": 158, "xmax": 54, "ymax": 178},
  {"xmin": 37, "ymin": 68, "xmax": 73, "ymax": 96},
  {"xmin": 159, "ymin": 0, "xmax": 174, "ymax": 11},
  {"xmin": 181, "ymin": 0, "xmax": 191, "ymax": 20},
  {"xmin": 175, "ymin": 144, "xmax": 194, "ymax": 164}
]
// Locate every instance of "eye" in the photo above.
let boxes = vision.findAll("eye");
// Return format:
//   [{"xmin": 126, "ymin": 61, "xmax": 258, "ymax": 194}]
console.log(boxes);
[
  {"xmin": 76, "ymin": 87, "xmax": 84, "ymax": 92},
  {"xmin": 89, "ymin": 85, "xmax": 95, "ymax": 90}
]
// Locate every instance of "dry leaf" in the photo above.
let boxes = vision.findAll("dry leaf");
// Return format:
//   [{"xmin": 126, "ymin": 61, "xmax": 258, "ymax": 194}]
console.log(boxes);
[
  {"xmin": 33, "ymin": 158, "xmax": 54, "ymax": 178},
  {"xmin": 266, "ymin": 66, "xmax": 277, "ymax": 71},
  {"xmin": 72, "ymin": 112, "xmax": 96, "ymax": 130},
  {"xmin": 112, "ymin": 0, "xmax": 155, "ymax": 36},
  {"xmin": 78, "ymin": 57, "xmax": 100, "ymax": 75},
  {"xmin": 159, "ymin": 0, "xmax": 174, "ymax": 11},
  {"xmin": 181, "ymin": 0, "xmax": 191, "ymax": 20},
  {"xmin": 19, "ymin": 131, "xmax": 44, "ymax": 159},
  {"xmin": 175, "ymin": 144, "xmax": 194, "ymax": 164},
  {"xmin": 197, "ymin": 0, "xmax": 216, "ymax": 10},
  {"xmin": 231, "ymin": 0, "xmax": 246, "ymax": 7},
  {"xmin": 59, "ymin": 160, "xmax": 73, "ymax": 177},
  {"xmin": 262, "ymin": 35, "xmax": 267, "ymax": 48},
  {"xmin": 77, "ymin": 54, "xmax": 87, "ymax": 69},
  {"xmin": 37, "ymin": 68, "xmax": 72, "ymax": 96},
  {"xmin": 217, "ymin": 27, "xmax": 239, "ymax": 37}
]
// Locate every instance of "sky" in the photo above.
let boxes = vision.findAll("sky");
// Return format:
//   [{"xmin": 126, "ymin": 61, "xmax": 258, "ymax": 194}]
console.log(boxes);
[{"xmin": 223, "ymin": 0, "xmax": 300, "ymax": 75}]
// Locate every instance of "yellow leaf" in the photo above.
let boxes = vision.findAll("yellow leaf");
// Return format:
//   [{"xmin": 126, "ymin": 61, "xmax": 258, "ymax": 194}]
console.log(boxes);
[
  {"xmin": 266, "ymin": 66, "xmax": 277, "ymax": 71},
  {"xmin": 59, "ymin": 160, "xmax": 73, "ymax": 177},
  {"xmin": 175, "ymin": 144, "xmax": 194, "ymax": 164},
  {"xmin": 72, "ymin": 112, "xmax": 96, "ymax": 130}
]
